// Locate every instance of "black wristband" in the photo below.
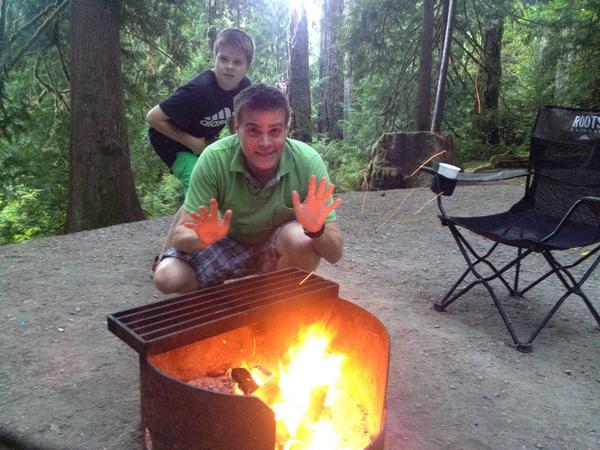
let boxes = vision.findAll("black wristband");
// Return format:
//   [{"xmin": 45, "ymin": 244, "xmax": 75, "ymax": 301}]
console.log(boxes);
[{"xmin": 303, "ymin": 224, "xmax": 325, "ymax": 238}]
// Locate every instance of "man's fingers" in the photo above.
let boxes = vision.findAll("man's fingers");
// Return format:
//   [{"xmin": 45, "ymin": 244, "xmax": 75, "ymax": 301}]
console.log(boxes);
[
  {"xmin": 292, "ymin": 190, "xmax": 301, "ymax": 208},
  {"xmin": 323, "ymin": 182, "xmax": 335, "ymax": 203},
  {"xmin": 307, "ymin": 175, "xmax": 316, "ymax": 197},
  {"xmin": 325, "ymin": 197, "xmax": 342, "ymax": 214},
  {"xmin": 198, "ymin": 206, "xmax": 208, "ymax": 221},
  {"xmin": 222, "ymin": 209, "xmax": 233, "ymax": 228},
  {"xmin": 316, "ymin": 177, "xmax": 327, "ymax": 198},
  {"xmin": 209, "ymin": 198, "xmax": 218, "ymax": 217}
]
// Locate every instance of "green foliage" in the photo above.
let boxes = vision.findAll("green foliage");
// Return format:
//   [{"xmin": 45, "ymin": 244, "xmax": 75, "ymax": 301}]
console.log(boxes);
[
  {"xmin": 342, "ymin": 0, "xmax": 421, "ymax": 135},
  {"xmin": 0, "ymin": 66, "xmax": 69, "ymax": 244},
  {"xmin": 313, "ymin": 135, "xmax": 370, "ymax": 193},
  {"xmin": 2, "ymin": 0, "xmax": 600, "ymax": 245},
  {"xmin": 0, "ymin": 184, "xmax": 63, "ymax": 244},
  {"xmin": 243, "ymin": 0, "xmax": 290, "ymax": 85},
  {"xmin": 139, "ymin": 172, "xmax": 184, "ymax": 217}
]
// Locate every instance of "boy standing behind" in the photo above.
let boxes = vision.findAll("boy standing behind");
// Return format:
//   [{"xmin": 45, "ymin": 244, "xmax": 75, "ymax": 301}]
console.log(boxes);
[{"xmin": 146, "ymin": 27, "xmax": 254, "ymax": 192}]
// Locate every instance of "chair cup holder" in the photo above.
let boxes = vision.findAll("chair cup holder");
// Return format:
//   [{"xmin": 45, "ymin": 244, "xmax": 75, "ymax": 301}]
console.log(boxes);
[{"xmin": 430, "ymin": 175, "xmax": 457, "ymax": 196}]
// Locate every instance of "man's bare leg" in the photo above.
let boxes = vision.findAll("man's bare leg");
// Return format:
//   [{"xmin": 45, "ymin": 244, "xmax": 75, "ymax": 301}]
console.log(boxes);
[
  {"xmin": 153, "ymin": 257, "xmax": 200, "ymax": 293},
  {"xmin": 275, "ymin": 222, "xmax": 321, "ymax": 272}
]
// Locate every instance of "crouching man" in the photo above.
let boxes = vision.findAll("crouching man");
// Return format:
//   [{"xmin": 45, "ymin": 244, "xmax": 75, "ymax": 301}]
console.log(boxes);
[{"xmin": 153, "ymin": 84, "xmax": 343, "ymax": 293}]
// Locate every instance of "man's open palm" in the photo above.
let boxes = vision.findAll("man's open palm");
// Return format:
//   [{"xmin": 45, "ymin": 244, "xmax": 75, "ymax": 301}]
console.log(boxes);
[
  {"xmin": 183, "ymin": 199, "xmax": 232, "ymax": 247},
  {"xmin": 292, "ymin": 176, "xmax": 342, "ymax": 233}
]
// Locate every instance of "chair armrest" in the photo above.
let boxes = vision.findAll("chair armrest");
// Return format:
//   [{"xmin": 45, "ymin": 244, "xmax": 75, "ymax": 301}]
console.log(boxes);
[
  {"xmin": 419, "ymin": 166, "xmax": 530, "ymax": 201},
  {"xmin": 542, "ymin": 196, "xmax": 600, "ymax": 242},
  {"xmin": 455, "ymin": 169, "xmax": 529, "ymax": 182},
  {"xmin": 419, "ymin": 166, "xmax": 438, "ymax": 175},
  {"xmin": 419, "ymin": 166, "xmax": 529, "ymax": 182}
]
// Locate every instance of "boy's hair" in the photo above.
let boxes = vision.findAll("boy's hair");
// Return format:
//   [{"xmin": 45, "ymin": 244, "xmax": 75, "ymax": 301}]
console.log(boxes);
[
  {"xmin": 213, "ymin": 28, "xmax": 255, "ymax": 66},
  {"xmin": 233, "ymin": 85, "xmax": 291, "ymax": 127}
]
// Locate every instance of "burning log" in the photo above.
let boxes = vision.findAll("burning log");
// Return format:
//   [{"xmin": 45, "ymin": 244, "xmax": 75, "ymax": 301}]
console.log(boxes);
[
  {"xmin": 232, "ymin": 367, "xmax": 260, "ymax": 395},
  {"xmin": 308, "ymin": 385, "xmax": 329, "ymax": 422},
  {"xmin": 253, "ymin": 375, "xmax": 280, "ymax": 405}
]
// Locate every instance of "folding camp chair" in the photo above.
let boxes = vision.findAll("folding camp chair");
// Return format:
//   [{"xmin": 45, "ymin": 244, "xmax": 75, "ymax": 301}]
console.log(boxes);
[{"xmin": 422, "ymin": 105, "xmax": 600, "ymax": 352}]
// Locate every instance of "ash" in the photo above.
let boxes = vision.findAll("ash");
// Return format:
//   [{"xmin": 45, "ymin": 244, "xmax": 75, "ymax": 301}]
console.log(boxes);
[{"xmin": 187, "ymin": 373, "xmax": 237, "ymax": 394}]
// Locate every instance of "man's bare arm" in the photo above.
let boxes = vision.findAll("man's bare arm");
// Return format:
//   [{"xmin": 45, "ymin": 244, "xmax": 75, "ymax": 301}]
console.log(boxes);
[
  {"xmin": 172, "ymin": 209, "xmax": 204, "ymax": 253},
  {"xmin": 172, "ymin": 199, "xmax": 232, "ymax": 253},
  {"xmin": 308, "ymin": 221, "xmax": 343, "ymax": 263}
]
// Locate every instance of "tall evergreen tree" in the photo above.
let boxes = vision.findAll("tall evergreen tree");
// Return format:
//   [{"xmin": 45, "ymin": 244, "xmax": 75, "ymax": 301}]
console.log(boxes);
[
  {"xmin": 66, "ymin": 0, "xmax": 144, "ymax": 232},
  {"xmin": 415, "ymin": 0, "xmax": 434, "ymax": 131},
  {"xmin": 318, "ymin": 0, "xmax": 344, "ymax": 140},
  {"xmin": 477, "ymin": 3, "xmax": 505, "ymax": 146},
  {"xmin": 287, "ymin": 5, "xmax": 311, "ymax": 142}
]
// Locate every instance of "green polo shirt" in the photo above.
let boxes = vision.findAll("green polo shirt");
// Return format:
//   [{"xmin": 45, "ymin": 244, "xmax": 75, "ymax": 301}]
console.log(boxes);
[{"xmin": 184, "ymin": 134, "xmax": 336, "ymax": 244}]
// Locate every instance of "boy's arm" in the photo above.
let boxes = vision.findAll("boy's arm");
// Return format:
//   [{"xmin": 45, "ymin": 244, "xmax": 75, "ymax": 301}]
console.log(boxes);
[{"xmin": 146, "ymin": 105, "xmax": 206, "ymax": 154}]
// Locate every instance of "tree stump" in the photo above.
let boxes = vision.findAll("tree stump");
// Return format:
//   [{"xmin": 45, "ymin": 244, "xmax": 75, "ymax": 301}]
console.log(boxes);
[{"xmin": 364, "ymin": 132, "xmax": 454, "ymax": 190}]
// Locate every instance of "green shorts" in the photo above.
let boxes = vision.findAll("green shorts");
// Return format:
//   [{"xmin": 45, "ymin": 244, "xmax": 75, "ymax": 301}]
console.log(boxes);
[{"xmin": 171, "ymin": 151, "xmax": 199, "ymax": 193}]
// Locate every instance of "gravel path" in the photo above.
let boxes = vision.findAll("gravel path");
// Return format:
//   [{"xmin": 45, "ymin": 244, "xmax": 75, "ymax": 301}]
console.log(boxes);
[{"xmin": 1, "ymin": 181, "xmax": 599, "ymax": 450}]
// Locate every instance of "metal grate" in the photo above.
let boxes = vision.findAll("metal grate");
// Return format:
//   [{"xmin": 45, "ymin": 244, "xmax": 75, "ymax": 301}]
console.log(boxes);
[{"xmin": 107, "ymin": 268, "xmax": 339, "ymax": 356}]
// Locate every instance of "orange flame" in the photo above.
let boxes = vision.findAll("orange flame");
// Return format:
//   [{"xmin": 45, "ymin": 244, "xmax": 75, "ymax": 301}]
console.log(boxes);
[{"xmin": 250, "ymin": 323, "xmax": 372, "ymax": 449}]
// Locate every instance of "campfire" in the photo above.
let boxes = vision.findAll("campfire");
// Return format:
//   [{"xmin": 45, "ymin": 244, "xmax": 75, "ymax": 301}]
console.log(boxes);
[
  {"xmin": 190, "ymin": 322, "xmax": 372, "ymax": 449},
  {"xmin": 108, "ymin": 268, "xmax": 389, "ymax": 450}
]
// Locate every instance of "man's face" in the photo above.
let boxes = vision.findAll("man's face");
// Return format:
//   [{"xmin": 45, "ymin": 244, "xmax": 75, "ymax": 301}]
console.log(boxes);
[
  {"xmin": 236, "ymin": 108, "xmax": 287, "ymax": 181},
  {"xmin": 213, "ymin": 45, "xmax": 249, "ymax": 91}
]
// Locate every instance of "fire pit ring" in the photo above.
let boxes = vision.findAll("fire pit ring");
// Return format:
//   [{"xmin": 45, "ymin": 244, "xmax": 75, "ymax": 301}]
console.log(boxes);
[{"xmin": 109, "ymin": 268, "xmax": 389, "ymax": 449}]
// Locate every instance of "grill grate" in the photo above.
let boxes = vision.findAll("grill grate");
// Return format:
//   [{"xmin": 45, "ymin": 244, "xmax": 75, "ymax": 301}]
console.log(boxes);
[{"xmin": 108, "ymin": 268, "xmax": 339, "ymax": 356}]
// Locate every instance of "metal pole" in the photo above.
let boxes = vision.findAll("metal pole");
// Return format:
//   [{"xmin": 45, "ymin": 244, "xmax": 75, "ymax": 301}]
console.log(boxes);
[{"xmin": 431, "ymin": 0, "xmax": 457, "ymax": 132}]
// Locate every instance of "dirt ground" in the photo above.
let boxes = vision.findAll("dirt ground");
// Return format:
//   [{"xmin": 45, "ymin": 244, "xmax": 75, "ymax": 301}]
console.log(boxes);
[{"xmin": 1, "ymin": 181, "xmax": 599, "ymax": 450}]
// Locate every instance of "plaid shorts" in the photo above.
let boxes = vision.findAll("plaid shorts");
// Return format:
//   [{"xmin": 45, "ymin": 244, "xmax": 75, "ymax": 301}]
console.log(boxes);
[{"xmin": 162, "ymin": 228, "xmax": 281, "ymax": 288}]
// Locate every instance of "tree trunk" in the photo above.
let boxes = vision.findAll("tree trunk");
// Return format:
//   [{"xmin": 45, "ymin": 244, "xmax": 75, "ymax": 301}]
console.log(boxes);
[
  {"xmin": 67, "ymin": 0, "xmax": 144, "ymax": 233},
  {"xmin": 415, "ymin": 0, "xmax": 434, "ymax": 131},
  {"xmin": 206, "ymin": 0, "xmax": 219, "ymax": 53},
  {"xmin": 431, "ymin": 0, "xmax": 456, "ymax": 132},
  {"xmin": 287, "ymin": 6, "xmax": 311, "ymax": 143},
  {"xmin": 478, "ymin": 12, "xmax": 504, "ymax": 146},
  {"xmin": 317, "ymin": 0, "xmax": 344, "ymax": 140}
]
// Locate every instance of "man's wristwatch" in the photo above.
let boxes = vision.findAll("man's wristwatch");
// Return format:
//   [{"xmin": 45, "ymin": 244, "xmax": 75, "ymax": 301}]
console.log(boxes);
[{"xmin": 303, "ymin": 224, "xmax": 325, "ymax": 238}]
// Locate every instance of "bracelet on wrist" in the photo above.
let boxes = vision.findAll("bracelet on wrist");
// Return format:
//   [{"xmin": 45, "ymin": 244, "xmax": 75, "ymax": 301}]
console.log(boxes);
[{"xmin": 303, "ymin": 224, "xmax": 325, "ymax": 238}]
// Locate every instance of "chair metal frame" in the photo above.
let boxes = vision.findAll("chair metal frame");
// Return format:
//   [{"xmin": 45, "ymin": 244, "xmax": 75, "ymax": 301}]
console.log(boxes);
[{"xmin": 423, "ymin": 106, "xmax": 600, "ymax": 352}]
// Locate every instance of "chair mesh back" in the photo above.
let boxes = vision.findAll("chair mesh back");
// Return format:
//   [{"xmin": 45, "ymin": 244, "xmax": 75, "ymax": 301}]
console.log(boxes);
[{"xmin": 524, "ymin": 106, "xmax": 600, "ymax": 226}]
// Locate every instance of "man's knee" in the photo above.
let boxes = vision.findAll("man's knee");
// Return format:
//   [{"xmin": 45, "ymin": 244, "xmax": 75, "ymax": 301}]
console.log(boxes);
[
  {"xmin": 153, "ymin": 258, "xmax": 199, "ymax": 294},
  {"xmin": 276, "ymin": 223, "xmax": 321, "ymax": 272}
]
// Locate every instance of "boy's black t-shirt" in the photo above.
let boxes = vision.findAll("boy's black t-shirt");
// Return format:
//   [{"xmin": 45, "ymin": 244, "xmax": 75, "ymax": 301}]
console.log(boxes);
[{"xmin": 149, "ymin": 69, "xmax": 251, "ymax": 167}]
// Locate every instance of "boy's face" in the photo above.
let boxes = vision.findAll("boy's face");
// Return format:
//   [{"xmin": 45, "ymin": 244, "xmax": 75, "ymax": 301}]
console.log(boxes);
[
  {"xmin": 213, "ymin": 45, "xmax": 249, "ymax": 91},
  {"xmin": 236, "ymin": 108, "xmax": 287, "ymax": 182}
]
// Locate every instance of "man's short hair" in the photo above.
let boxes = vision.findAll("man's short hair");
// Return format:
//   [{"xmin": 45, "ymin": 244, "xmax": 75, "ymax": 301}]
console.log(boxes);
[
  {"xmin": 213, "ymin": 28, "xmax": 255, "ymax": 66},
  {"xmin": 234, "ymin": 85, "xmax": 291, "ymax": 126}
]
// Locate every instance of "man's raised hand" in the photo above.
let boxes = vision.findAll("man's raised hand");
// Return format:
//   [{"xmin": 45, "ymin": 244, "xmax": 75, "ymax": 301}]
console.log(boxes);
[
  {"xmin": 183, "ymin": 198, "xmax": 232, "ymax": 247},
  {"xmin": 292, "ymin": 175, "xmax": 342, "ymax": 234}
]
